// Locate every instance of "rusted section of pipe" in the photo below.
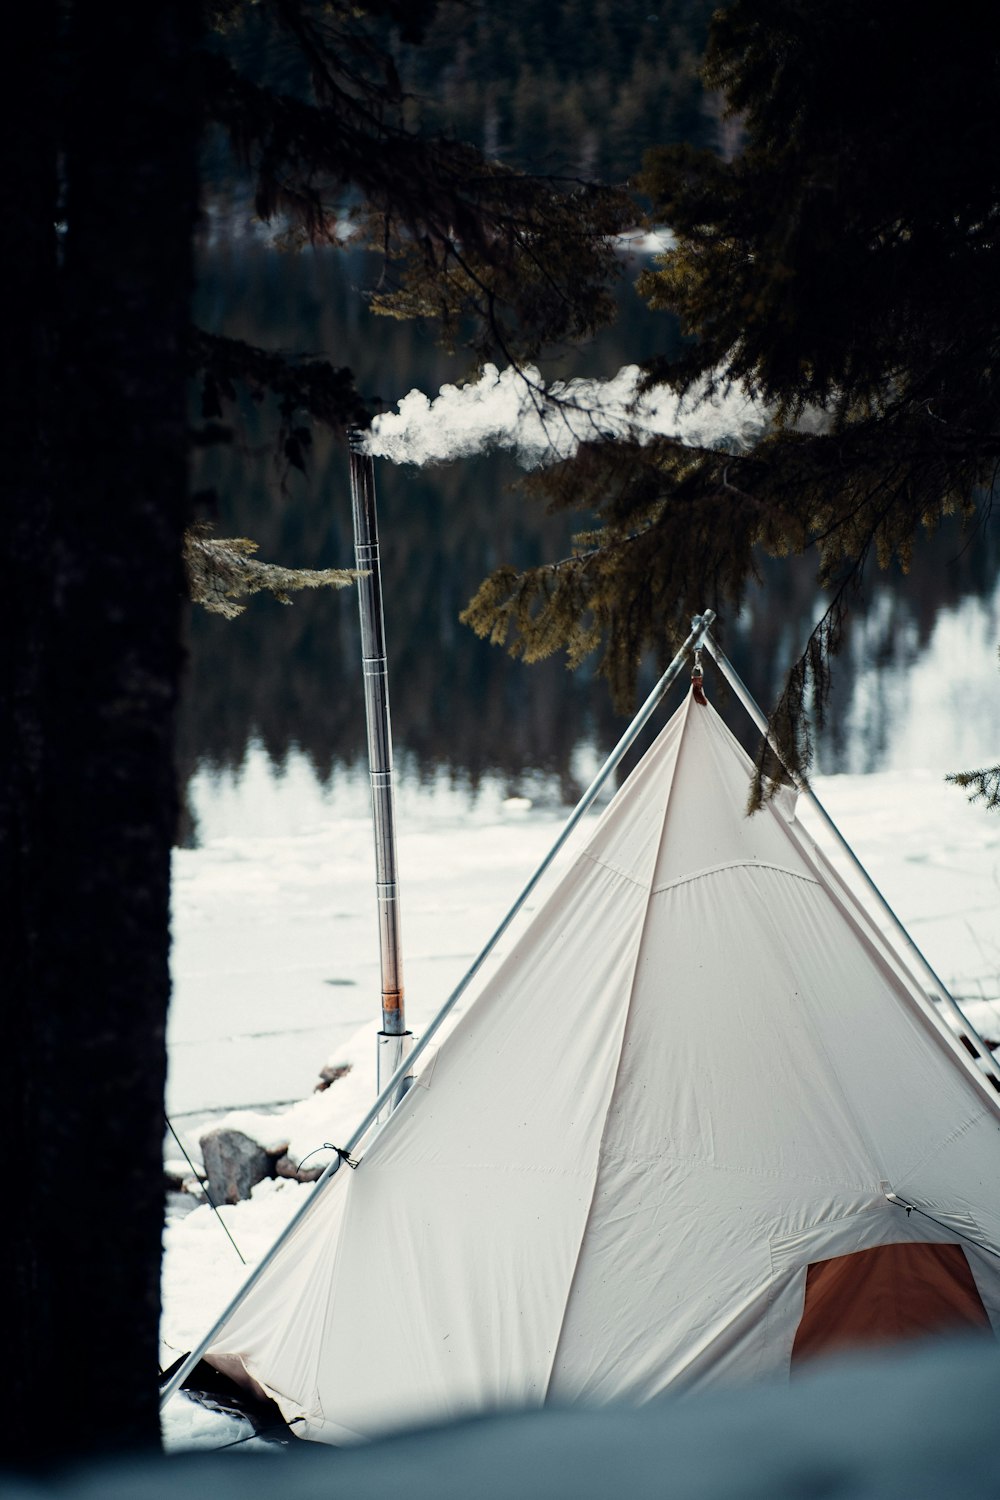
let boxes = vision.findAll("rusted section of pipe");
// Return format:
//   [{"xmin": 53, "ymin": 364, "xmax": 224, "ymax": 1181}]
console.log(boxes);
[{"xmin": 381, "ymin": 987, "xmax": 403, "ymax": 1017}]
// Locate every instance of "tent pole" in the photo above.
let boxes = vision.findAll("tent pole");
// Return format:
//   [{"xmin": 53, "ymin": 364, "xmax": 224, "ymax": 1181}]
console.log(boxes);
[
  {"xmin": 349, "ymin": 440, "xmax": 413, "ymax": 1112},
  {"xmin": 701, "ymin": 628, "xmax": 1000, "ymax": 1088},
  {"xmin": 160, "ymin": 609, "xmax": 714, "ymax": 1412}
]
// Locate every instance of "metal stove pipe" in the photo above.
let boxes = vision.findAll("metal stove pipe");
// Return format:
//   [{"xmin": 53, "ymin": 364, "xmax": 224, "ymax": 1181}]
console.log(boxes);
[{"xmin": 348, "ymin": 438, "xmax": 412, "ymax": 1109}]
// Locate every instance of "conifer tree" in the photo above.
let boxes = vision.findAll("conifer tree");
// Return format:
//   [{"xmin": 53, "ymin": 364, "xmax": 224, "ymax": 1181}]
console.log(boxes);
[
  {"xmin": 0, "ymin": 0, "xmax": 201, "ymax": 1461},
  {"xmin": 463, "ymin": 0, "xmax": 1000, "ymax": 803}
]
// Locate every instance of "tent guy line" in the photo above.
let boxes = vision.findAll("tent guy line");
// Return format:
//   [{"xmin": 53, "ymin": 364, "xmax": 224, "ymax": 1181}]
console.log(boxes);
[
  {"xmin": 164, "ymin": 1115, "xmax": 245, "ymax": 1266},
  {"xmin": 883, "ymin": 1190, "xmax": 1000, "ymax": 1261}
]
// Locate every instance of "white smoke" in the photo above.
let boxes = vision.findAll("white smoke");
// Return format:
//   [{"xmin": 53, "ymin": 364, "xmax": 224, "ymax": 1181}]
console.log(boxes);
[{"xmin": 366, "ymin": 362, "xmax": 768, "ymax": 468}]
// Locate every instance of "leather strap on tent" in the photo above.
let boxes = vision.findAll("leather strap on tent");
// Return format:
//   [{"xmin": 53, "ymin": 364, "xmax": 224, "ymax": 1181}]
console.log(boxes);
[{"xmin": 691, "ymin": 645, "xmax": 708, "ymax": 705}]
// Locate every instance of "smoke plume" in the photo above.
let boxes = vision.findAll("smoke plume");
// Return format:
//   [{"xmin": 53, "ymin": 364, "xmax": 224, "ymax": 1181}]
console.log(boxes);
[{"xmin": 366, "ymin": 363, "xmax": 767, "ymax": 468}]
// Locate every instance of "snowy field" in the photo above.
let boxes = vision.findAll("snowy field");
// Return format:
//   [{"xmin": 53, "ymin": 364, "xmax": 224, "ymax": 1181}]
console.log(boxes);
[{"xmin": 161, "ymin": 600, "xmax": 1000, "ymax": 1453}]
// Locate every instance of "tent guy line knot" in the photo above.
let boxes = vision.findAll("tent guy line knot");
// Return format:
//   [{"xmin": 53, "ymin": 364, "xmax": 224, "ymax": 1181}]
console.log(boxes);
[
  {"xmin": 330, "ymin": 1143, "xmax": 360, "ymax": 1169},
  {"xmin": 297, "ymin": 1143, "xmax": 360, "ymax": 1172}
]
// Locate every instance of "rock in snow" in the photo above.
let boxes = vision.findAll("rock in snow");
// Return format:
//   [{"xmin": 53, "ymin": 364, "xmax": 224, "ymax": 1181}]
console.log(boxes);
[{"xmin": 199, "ymin": 1128, "xmax": 273, "ymax": 1205}]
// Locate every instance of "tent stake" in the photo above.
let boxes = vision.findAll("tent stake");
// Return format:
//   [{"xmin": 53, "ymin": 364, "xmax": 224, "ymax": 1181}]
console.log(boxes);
[
  {"xmin": 160, "ymin": 610, "xmax": 715, "ymax": 1412},
  {"xmin": 349, "ymin": 441, "xmax": 413, "ymax": 1111},
  {"xmin": 701, "ymin": 628, "xmax": 1000, "ymax": 1089}
]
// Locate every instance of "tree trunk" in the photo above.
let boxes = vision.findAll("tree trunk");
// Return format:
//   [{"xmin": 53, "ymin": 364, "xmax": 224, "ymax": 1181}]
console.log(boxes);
[{"xmin": 0, "ymin": 0, "xmax": 200, "ymax": 1463}]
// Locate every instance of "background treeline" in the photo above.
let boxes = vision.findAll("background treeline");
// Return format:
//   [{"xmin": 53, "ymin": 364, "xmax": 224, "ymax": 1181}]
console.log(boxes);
[
  {"xmin": 199, "ymin": 0, "xmax": 722, "ymax": 219},
  {"xmin": 181, "ymin": 239, "xmax": 999, "ymax": 840},
  {"xmin": 388, "ymin": 0, "xmax": 723, "ymax": 179}
]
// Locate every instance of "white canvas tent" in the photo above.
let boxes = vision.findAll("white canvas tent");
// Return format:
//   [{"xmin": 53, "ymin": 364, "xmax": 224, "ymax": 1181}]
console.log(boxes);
[{"xmin": 198, "ymin": 678, "xmax": 1000, "ymax": 1444}]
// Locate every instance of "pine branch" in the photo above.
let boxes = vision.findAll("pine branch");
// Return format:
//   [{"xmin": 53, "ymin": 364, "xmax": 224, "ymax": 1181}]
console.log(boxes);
[
  {"xmin": 946, "ymin": 767, "xmax": 1000, "ymax": 810},
  {"xmin": 184, "ymin": 528, "xmax": 360, "ymax": 618},
  {"xmin": 946, "ymin": 648, "xmax": 1000, "ymax": 810}
]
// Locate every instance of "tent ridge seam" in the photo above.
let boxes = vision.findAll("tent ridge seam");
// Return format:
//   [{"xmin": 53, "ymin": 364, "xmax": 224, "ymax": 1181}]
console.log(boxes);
[
  {"xmin": 650, "ymin": 861, "xmax": 821, "ymax": 897},
  {"xmin": 577, "ymin": 852, "xmax": 821, "ymax": 899}
]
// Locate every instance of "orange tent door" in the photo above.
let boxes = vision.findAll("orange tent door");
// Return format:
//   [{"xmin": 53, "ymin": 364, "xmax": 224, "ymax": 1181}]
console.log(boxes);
[{"xmin": 792, "ymin": 1242, "xmax": 992, "ymax": 1368}]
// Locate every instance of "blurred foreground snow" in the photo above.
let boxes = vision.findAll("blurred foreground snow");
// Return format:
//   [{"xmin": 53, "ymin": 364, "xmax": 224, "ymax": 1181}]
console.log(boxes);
[{"xmin": 15, "ymin": 1340, "xmax": 1000, "ymax": 1496}]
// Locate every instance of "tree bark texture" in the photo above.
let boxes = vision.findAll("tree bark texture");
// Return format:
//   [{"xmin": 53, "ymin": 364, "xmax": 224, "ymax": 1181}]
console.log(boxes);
[{"xmin": 0, "ymin": 0, "xmax": 200, "ymax": 1463}]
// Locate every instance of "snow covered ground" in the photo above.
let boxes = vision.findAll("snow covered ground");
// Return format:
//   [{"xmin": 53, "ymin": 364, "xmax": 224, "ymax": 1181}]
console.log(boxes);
[{"xmin": 162, "ymin": 600, "xmax": 1000, "ymax": 1451}]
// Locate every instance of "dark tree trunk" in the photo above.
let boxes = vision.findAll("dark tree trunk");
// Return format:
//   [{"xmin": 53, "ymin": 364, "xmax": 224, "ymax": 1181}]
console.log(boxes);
[
  {"xmin": 0, "ymin": 0, "xmax": 60, "ymax": 1460},
  {"xmin": 0, "ymin": 0, "xmax": 200, "ymax": 1465}
]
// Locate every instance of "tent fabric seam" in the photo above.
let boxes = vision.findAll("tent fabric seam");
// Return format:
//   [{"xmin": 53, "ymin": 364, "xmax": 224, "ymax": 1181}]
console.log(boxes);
[
  {"xmin": 896, "ymin": 1108, "xmax": 993, "ymax": 1190},
  {"xmin": 578, "ymin": 850, "xmax": 821, "ymax": 898},
  {"xmin": 767, "ymin": 1204, "xmax": 890, "ymax": 1273},
  {"xmin": 650, "ymin": 861, "xmax": 821, "ymax": 897},
  {"xmin": 596, "ymin": 1146, "xmax": 884, "ymax": 1194},
  {"xmin": 540, "ymin": 691, "xmax": 695, "ymax": 1399},
  {"xmin": 365, "ymin": 1161, "xmax": 601, "ymax": 1178}
]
